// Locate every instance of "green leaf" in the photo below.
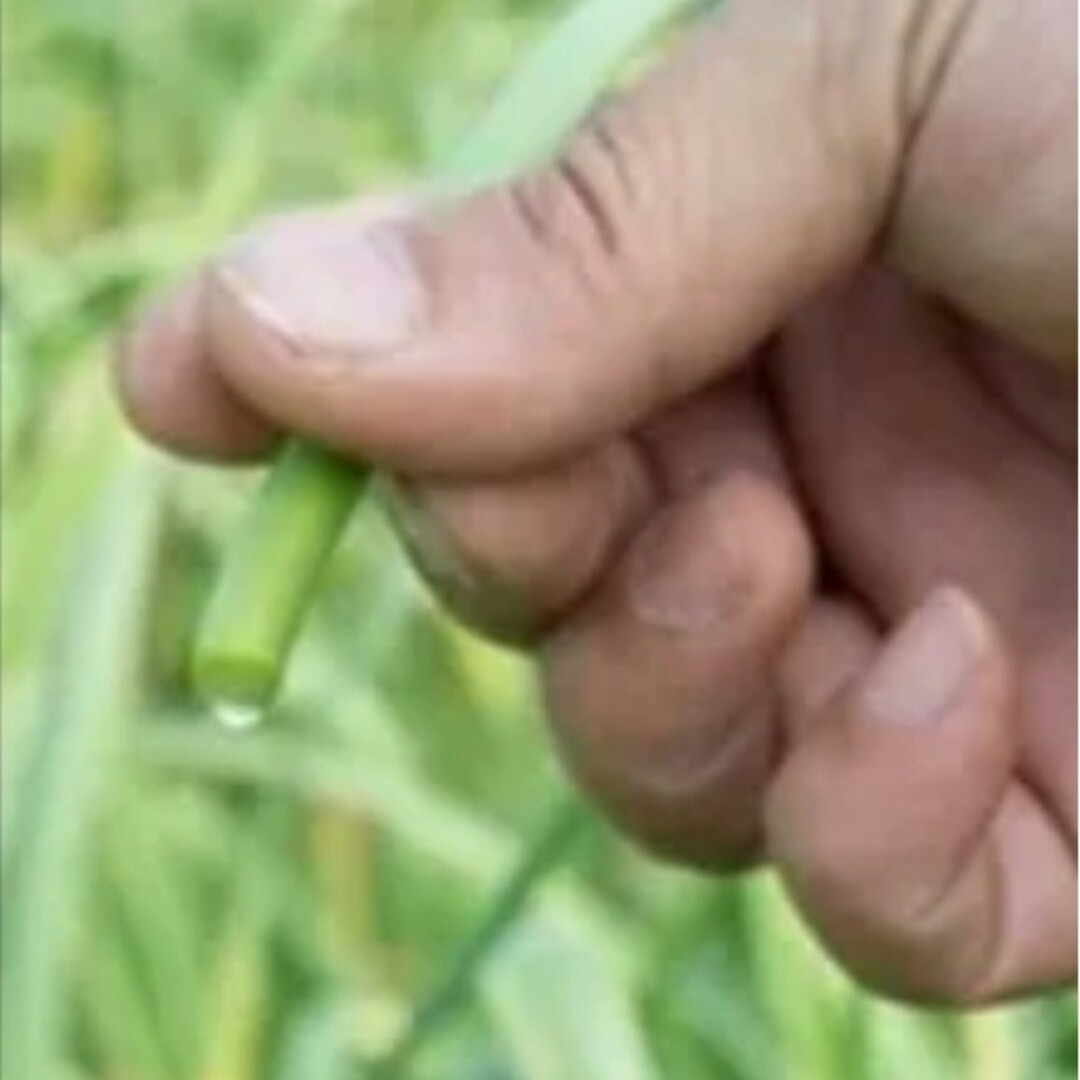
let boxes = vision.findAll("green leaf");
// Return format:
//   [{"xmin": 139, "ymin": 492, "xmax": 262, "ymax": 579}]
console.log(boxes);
[
  {"xmin": 136, "ymin": 721, "xmax": 517, "ymax": 883},
  {"xmin": 2, "ymin": 454, "xmax": 163, "ymax": 1080},
  {"xmin": 482, "ymin": 912, "xmax": 660, "ymax": 1080}
]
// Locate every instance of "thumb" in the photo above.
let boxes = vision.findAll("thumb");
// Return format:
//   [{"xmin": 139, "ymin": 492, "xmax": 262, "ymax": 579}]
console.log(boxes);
[{"xmin": 206, "ymin": 2, "xmax": 905, "ymax": 474}]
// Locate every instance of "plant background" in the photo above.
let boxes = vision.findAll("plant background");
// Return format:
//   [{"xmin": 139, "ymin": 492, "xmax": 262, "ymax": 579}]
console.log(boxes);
[{"xmin": 2, "ymin": 1, "xmax": 1076, "ymax": 1078}]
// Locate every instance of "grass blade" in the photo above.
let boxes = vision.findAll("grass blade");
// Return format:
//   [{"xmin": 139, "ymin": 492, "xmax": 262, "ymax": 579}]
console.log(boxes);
[
  {"xmin": 1, "ymin": 453, "xmax": 162, "ymax": 1080},
  {"xmin": 481, "ymin": 909, "xmax": 660, "ymax": 1080},
  {"xmin": 370, "ymin": 799, "xmax": 590, "ymax": 1076}
]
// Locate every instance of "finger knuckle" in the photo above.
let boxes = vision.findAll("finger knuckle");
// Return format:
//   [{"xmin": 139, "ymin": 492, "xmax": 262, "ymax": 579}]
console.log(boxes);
[
  {"xmin": 545, "ymin": 643, "xmax": 772, "ymax": 872},
  {"xmin": 505, "ymin": 103, "xmax": 641, "ymax": 293}
]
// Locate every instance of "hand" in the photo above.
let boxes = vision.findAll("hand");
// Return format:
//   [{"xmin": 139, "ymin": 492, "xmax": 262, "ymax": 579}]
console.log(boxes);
[{"xmin": 118, "ymin": 0, "xmax": 1077, "ymax": 1004}]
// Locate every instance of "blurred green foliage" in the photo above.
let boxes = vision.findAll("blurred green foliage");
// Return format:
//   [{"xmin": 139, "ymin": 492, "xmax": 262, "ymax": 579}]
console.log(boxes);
[{"xmin": 1, "ymin": 1, "xmax": 1075, "ymax": 1078}]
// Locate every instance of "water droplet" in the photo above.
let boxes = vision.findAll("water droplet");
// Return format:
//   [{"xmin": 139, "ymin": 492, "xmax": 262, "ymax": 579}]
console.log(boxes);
[{"xmin": 213, "ymin": 701, "xmax": 264, "ymax": 732}]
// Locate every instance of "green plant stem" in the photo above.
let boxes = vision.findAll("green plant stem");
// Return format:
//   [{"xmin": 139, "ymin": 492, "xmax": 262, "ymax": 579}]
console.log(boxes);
[
  {"xmin": 2, "ymin": 460, "xmax": 161, "ymax": 1080},
  {"xmin": 193, "ymin": 0, "xmax": 694, "ymax": 711},
  {"xmin": 194, "ymin": 443, "xmax": 365, "ymax": 710},
  {"xmin": 368, "ymin": 798, "xmax": 591, "ymax": 1079}
]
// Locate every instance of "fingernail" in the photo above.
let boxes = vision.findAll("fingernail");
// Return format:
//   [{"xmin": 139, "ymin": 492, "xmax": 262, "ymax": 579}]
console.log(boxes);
[
  {"xmin": 218, "ymin": 205, "xmax": 428, "ymax": 355},
  {"xmin": 627, "ymin": 497, "xmax": 751, "ymax": 633},
  {"xmin": 861, "ymin": 587, "xmax": 988, "ymax": 727},
  {"xmin": 380, "ymin": 476, "xmax": 481, "ymax": 595},
  {"xmin": 380, "ymin": 476, "xmax": 536, "ymax": 640}
]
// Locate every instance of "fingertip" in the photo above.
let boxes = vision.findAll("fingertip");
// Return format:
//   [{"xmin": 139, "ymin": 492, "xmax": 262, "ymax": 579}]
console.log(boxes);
[
  {"xmin": 201, "ymin": 215, "xmax": 478, "ymax": 473},
  {"xmin": 769, "ymin": 588, "xmax": 1018, "ymax": 871},
  {"xmin": 766, "ymin": 586, "xmax": 1023, "ymax": 1002},
  {"xmin": 858, "ymin": 586, "xmax": 1008, "ymax": 732},
  {"xmin": 116, "ymin": 278, "xmax": 279, "ymax": 462},
  {"xmin": 542, "ymin": 472, "xmax": 815, "ymax": 868}
]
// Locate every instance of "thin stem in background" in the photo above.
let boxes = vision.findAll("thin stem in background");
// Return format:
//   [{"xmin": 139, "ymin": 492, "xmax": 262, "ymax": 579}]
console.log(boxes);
[{"xmin": 367, "ymin": 798, "xmax": 592, "ymax": 1078}]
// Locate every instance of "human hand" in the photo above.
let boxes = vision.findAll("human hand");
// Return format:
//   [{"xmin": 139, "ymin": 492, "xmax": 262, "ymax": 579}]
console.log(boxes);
[{"xmin": 119, "ymin": 0, "xmax": 1077, "ymax": 1003}]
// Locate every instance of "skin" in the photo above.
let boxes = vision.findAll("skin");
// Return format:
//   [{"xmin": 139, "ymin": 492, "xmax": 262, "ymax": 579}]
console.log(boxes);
[{"xmin": 118, "ymin": 0, "xmax": 1076, "ymax": 1004}]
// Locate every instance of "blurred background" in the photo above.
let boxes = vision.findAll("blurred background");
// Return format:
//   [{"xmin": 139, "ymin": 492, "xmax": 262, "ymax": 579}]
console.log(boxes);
[{"xmin": 2, "ymin": 1, "xmax": 1076, "ymax": 1078}]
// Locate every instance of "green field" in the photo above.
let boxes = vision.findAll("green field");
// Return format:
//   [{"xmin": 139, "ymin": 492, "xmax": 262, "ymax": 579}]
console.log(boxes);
[{"xmin": 2, "ymin": 1, "xmax": 1076, "ymax": 1077}]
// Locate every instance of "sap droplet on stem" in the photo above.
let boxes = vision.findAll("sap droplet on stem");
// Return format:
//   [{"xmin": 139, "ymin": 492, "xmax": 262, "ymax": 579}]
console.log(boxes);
[{"xmin": 212, "ymin": 700, "xmax": 265, "ymax": 732}]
